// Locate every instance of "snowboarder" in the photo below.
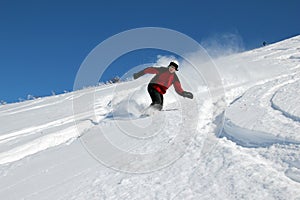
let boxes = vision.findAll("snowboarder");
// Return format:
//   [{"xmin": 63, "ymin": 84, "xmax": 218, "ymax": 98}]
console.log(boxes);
[
  {"xmin": 133, "ymin": 61, "xmax": 193, "ymax": 111},
  {"xmin": 263, "ymin": 41, "xmax": 267, "ymax": 46}
]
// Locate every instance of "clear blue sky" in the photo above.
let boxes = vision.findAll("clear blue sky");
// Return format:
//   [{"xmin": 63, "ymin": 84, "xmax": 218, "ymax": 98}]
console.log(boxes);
[{"xmin": 1, "ymin": 0, "xmax": 299, "ymax": 103}]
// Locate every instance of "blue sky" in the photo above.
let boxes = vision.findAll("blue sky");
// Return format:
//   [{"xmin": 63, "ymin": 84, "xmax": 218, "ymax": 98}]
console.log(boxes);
[{"xmin": 0, "ymin": 0, "xmax": 299, "ymax": 103}]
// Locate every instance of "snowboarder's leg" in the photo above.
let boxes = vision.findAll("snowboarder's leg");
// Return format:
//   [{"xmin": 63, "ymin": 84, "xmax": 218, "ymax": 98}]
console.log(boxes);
[
  {"xmin": 159, "ymin": 93, "xmax": 163, "ymax": 107},
  {"xmin": 153, "ymin": 93, "xmax": 163, "ymax": 111},
  {"xmin": 147, "ymin": 84, "xmax": 163, "ymax": 111}
]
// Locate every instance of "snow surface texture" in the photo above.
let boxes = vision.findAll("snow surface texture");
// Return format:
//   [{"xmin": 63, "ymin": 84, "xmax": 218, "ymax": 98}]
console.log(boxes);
[{"xmin": 0, "ymin": 36, "xmax": 300, "ymax": 199}]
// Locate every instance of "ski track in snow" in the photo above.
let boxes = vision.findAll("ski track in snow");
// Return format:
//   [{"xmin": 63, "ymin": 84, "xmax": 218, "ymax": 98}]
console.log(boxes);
[
  {"xmin": 1, "ymin": 35, "xmax": 300, "ymax": 199},
  {"xmin": 223, "ymin": 69, "xmax": 300, "ymax": 146},
  {"xmin": 271, "ymin": 80, "xmax": 300, "ymax": 122}
]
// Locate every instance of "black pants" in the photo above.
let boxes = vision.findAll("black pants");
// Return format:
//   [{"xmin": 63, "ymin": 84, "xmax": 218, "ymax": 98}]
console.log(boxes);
[{"xmin": 147, "ymin": 84, "xmax": 163, "ymax": 111}]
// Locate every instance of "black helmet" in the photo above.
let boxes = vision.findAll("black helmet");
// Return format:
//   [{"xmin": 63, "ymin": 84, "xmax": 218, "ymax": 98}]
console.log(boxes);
[{"xmin": 169, "ymin": 61, "xmax": 178, "ymax": 71}]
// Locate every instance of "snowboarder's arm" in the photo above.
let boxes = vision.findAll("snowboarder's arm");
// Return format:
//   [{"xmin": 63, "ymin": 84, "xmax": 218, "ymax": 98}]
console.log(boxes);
[
  {"xmin": 133, "ymin": 67, "xmax": 159, "ymax": 79},
  {"xmin": 173, "ymin": 75, "xmax": 193, "ymax": 99},
  {"xmin": 173, "ymin": 81, "xmax": 184, "ymax": 95}
]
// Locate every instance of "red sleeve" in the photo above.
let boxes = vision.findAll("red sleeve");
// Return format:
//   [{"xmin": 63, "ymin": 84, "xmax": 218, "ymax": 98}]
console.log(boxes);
[
  {"xmin": 173, "ymin": 81, "xmax": 184, "ymax": 95},
  {"xmin": 143, "ymin": 67, "xmax": 159, "ymax": 74}
]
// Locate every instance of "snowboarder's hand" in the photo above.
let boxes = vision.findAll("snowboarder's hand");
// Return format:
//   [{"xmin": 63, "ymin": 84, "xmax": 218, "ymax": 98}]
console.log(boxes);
[
  {"xmin": 133, "ymin": 73, "xmax": 138, "ymax": 79},
  {"xmin": 133, "ymin": 73, "xmax": 141, "ymax": 79},
  {"xmin": 182, "ymin": 91, "xmax": 193, "ymax": 99}
]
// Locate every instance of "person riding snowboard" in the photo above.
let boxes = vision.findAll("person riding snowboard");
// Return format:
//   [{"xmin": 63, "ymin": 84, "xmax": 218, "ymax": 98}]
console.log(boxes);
[{"xmin": 133, "ymin": 61, "xmax": 193, "ymax": 111}]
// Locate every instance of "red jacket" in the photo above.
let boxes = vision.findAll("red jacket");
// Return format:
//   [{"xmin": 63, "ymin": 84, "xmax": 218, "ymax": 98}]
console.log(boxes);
[{"xmin": 137, "ymin": 67, "xmax": 184, "ymax": 95}]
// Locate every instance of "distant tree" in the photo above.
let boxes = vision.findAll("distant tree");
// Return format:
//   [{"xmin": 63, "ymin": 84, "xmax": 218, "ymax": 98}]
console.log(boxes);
[
  {"xmin": 112, "ymin": 76, "xmax": 120, "ymax": 83},
  {"xmin": 27, "ymin": 94, "xmax": 36, "ymax": 100},
  {"xmin": 107, "ymin": 76, "xmax": 120, "ymax": 84}
]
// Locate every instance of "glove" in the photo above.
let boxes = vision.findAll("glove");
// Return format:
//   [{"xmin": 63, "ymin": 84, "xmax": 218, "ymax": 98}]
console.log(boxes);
[
  {"xmin": 133, "ymin": 72, "xmax": 143, "ymax": 79},
  {"xmin": 133, "ymin": 73, "xmax": 139, "ymax": 79},
  {"xmin": 182, "ymin": 91, "xmax": 193, "ymax": 99}
]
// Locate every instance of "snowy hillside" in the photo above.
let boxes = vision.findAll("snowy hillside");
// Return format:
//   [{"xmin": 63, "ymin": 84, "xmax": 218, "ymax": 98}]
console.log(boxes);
[{"xmin": 1, "ymin": 35, "xmax": 300, "ymax": 199}]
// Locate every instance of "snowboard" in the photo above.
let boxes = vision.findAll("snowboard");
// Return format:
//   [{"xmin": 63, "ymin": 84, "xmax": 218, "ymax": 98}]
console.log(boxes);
[
  {"xmin": 140, "ymin": 106, "xmax": 158, "ymax": 117},
  {"xmin": 140, "ymin": 106, "xmax": 178, "ymax": 118}
]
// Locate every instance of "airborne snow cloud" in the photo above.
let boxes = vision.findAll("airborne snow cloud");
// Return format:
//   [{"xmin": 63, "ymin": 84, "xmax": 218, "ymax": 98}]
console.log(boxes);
[{"xmin": 200, "ymin": 32, "xmax": 245, "ymax": 58}]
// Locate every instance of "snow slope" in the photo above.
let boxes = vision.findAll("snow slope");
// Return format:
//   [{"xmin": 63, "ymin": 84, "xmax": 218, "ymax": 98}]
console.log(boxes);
[{"xmin": 1, "ymin": 35, "xmax": 300, "ymax": 199}]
